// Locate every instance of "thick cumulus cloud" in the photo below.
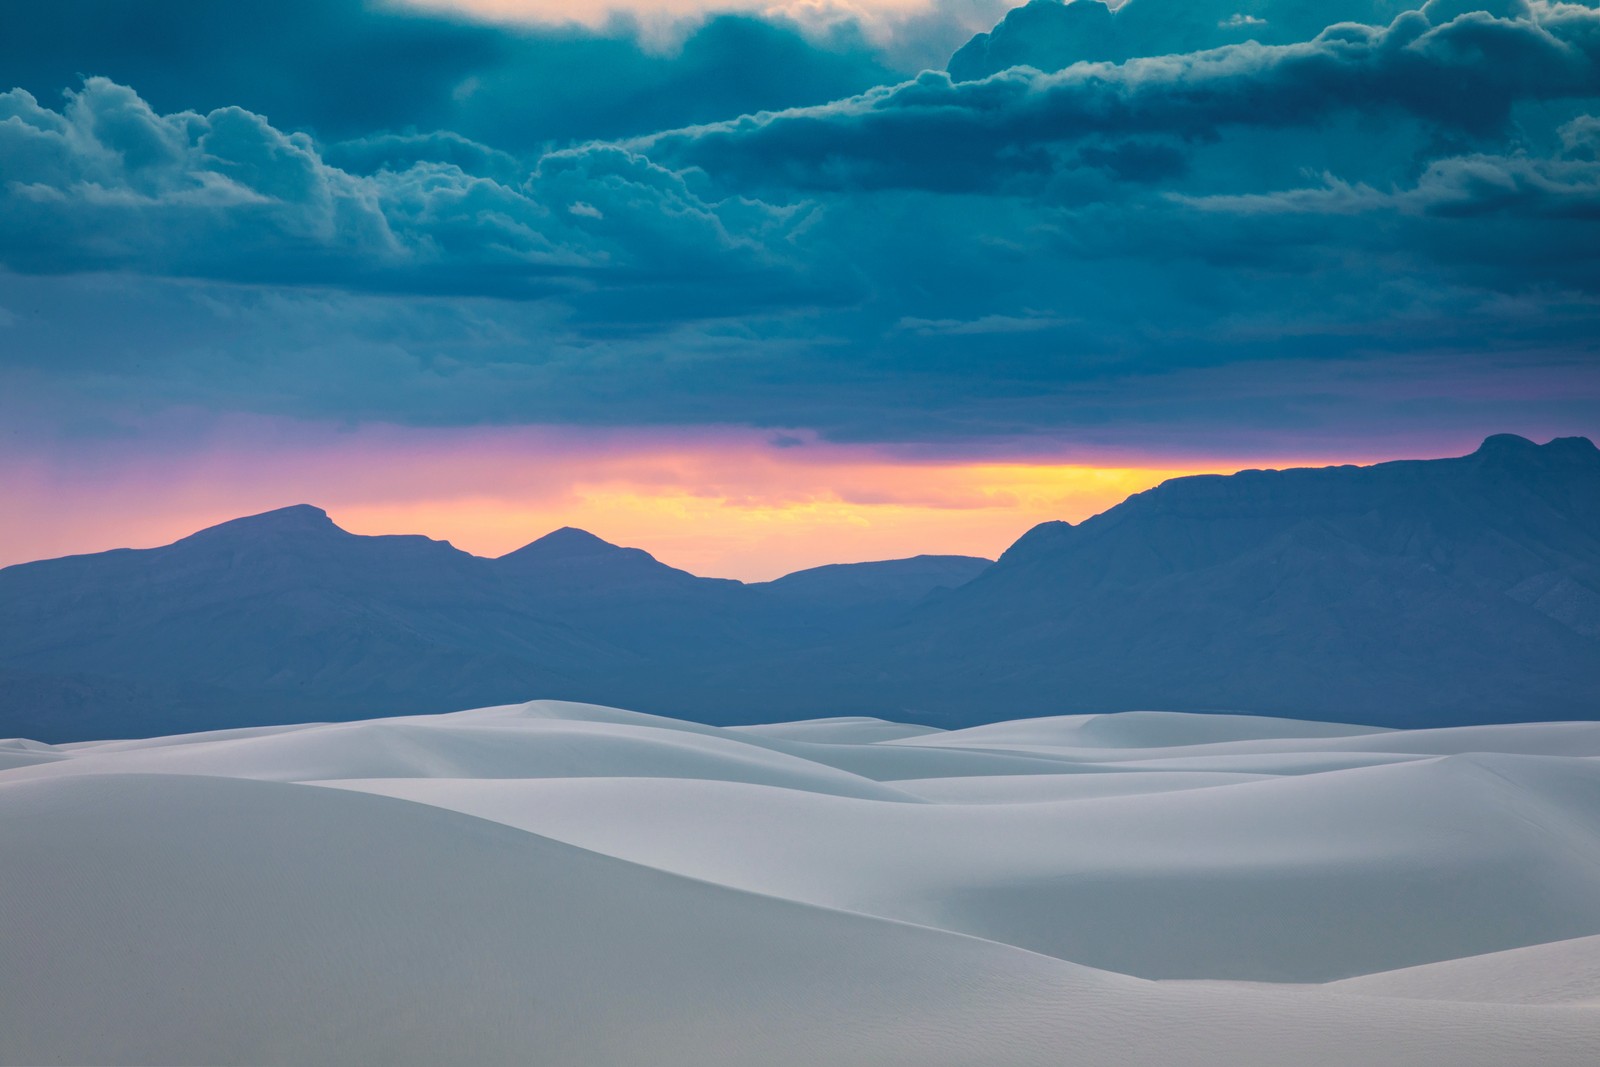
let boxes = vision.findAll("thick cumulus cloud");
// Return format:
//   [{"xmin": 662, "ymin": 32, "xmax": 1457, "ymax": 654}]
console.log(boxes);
[
  {"xmin": 0, "ymin": 0, "xmax": 897, "ymax": 149},
  {"xmin": 0, "ymin": 79, "xmax": 811, "ymax": 302},
  {"xmin": 650, "ymin": 2, "xmax": 1600, "ymax": 191},
  {"xmin": 2, "ymin": 1, "xmax": 1598, "ymax": 449},
  {"xmin": 625, "ymin": 2, "xmax": 1600, "ymax": 304},
  {"xmin": 948, "ymin": 0, "xmax": 1422, "ymax": 78}
]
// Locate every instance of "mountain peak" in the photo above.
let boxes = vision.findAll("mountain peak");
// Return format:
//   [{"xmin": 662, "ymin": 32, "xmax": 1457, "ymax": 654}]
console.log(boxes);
[
  {"xmin": 1547, "ymin": 435, "xmax": 1599, "ymax": 457},
  {"xmin": 996, "ymin": 519, "xmax": 1075, "ymax": 565},
  {"xmin": 499, "ymin": 526, "xmax": 628, "ymax": 562},
  {"xmin": 1473, "ymin": 434, "xmax": 1599, "ymax": 466},
  {"xmin": 493, "ymin": 525, "xmax": 715, "ymax": 589},
  {"xmin": 1473, "ymin": 433, "xmax": 1540, "ymax": 457},
  {"xmin": 184, "ymin": 504, "xmax": 340, "ymax": 542}
]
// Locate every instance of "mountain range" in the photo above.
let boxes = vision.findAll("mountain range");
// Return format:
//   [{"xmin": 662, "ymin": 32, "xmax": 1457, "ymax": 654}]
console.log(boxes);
[{"xmin": 2, "ymin": 434, "xmax": 1596, "ymax": 741}]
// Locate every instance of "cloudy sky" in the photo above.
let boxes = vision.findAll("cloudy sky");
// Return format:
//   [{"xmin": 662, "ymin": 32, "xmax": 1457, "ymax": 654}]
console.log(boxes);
[{"xmin": 3, "ymin": 0, "xmax": 1597, "ymax": 577}]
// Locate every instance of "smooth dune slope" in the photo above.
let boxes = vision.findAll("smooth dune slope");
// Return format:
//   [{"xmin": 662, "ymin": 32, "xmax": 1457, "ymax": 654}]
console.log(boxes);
[
  {"xmin": 332, "ymin": 753, "xmax": 1600, "ymax": 981},
  {"xmin": 4, "ymin": 701, "xmax": 1599, "ymax": 1064}
]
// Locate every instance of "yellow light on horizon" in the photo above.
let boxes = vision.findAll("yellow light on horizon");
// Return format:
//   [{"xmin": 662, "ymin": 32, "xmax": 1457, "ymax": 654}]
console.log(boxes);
[
  {"xmin": 330, "ymin": 460, "xmax": 1216, "ymax": 580},
  {"xmin": 0, "ymin": 417, "xmax": 1373, "ymax": 581}
]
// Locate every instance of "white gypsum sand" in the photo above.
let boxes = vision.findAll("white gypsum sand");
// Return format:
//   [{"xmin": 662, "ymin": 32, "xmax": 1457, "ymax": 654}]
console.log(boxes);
[{"xmin": 3, "ymin": 701, "xmax": 1599, "ymax": 1064}]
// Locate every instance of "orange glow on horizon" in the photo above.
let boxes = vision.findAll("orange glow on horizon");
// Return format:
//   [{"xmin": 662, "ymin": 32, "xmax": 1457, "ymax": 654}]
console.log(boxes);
[
  {"xmin": 1, "ymin": 420, "xmax": 1389, "ymax": 581},
  {"xmin": 330, "ymin": 460, "xmax": 1213, "ymax": 579}
]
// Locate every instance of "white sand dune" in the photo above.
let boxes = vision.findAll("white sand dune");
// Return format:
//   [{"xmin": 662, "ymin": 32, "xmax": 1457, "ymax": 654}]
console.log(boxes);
[
  {"xmin": 727, "ymin": 716, "xmax": 947, "ymax": 743},
  {"xmin": 3, "ymin": 701, "xmax": 1599, "ymax": 1064},
  {"xmin": 889, "ymin": 710, "xmax": 1392, "ymax": 749},
  {"xmin": 2, "ymin": 712, "xmax": 911, "ymax": 800},
  {"xmin": 327, "ymin": 754, "xmax": 1600, "ymax": 981},
  {"xmin": 1322, "ymin": 933, "xmax": 1600, "ymax": 1004}
]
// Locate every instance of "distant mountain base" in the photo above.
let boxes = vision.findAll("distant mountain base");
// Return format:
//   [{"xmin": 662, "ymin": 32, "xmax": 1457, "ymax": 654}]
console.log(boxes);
[{"xmin": 2, "ymin": 435, "xmax": 1596, "ymax": 742}]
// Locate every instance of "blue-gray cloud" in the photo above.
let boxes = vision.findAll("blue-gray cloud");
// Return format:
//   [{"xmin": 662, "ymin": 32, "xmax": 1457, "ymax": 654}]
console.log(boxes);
[
  {"xmin": 0, "ymin": 0, "xmax": 898, "ymax": 150},
  {"xmin": 0, "ymin": 1, "xmax": 1597, "ymax": 452},
  {"xmin": 948, "ymin": 0, "xmax": 1421, "ymax": 79},
  {"xmin": 649, "ymin": 2, "xmax": 1600, "ymax": 192},
  {"xmin": 0, "ymin": 80, "xmax": 815, "ymax": 306}
]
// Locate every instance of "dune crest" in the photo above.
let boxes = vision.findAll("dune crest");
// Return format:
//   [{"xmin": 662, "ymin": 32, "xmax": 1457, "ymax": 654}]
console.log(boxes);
[{"xmin": 4, "ymin": 701, "xmax": 1600, "ymax": 1064}]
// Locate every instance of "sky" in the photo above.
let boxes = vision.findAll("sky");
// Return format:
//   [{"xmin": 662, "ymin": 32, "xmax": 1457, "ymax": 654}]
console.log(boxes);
[{"xmin": 2, "ymin": 0, "xmax": 1598, "ymax": 578}]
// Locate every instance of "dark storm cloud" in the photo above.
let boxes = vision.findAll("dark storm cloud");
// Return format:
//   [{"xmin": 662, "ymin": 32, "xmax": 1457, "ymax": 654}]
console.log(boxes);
[
  {"xmin": 0, "ymin": 1, "xmax": 1597, "ymax": 450},
  {"xmin": 6, "ymin": 6, "xmax": 1598, "ymax": 297},
  {"xmin": 647, "ymin": 3, "xmax": 1600, "ymax": 192},
  {"xmin": 0, "ymin": 0, "xmax": 896, "ymax": 149},
  {"xmin": 947, "ymin": 0, "xmax": 1420, "ymax": 79},
  {"xmin": 322, "ymin": 132, "xmax": 525, "ymax": 183},
  {"xmin": 0, "ymin": 80, "xmax": 815, "ymax": 303}
]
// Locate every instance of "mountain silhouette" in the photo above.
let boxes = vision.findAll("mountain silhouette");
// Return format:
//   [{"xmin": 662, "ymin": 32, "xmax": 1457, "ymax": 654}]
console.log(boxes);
[
  {"xmin": 734, "ymin": 434, "xmax": 1598, "ymax": 728},
  {"xmin": 755, "ymin": 555, "xmax": 992, "ymax": 609},
  {"xmin": 1, "ymin": 435, "xmax": 1595, "ymax": 740},
  {"xmin": 0, "ymin": 506, "xmax": 989, "ymax": 739},
  {"xmin": 497, "ymin": 527, "xmax": 712, "ymax": 592}
]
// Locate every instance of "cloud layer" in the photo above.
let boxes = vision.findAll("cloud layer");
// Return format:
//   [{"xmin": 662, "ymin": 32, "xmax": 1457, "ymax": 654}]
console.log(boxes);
[
  {"xmin": 0, "ymin": 79, "xmax": 809, "ymax": 303},
  {"xmin": 0, "ymin": 0, "xmax": 904, "ymax": 148},
  {"xmin": 0, "ymin": 0, "xmax": 1597, "ymax": 455}
]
